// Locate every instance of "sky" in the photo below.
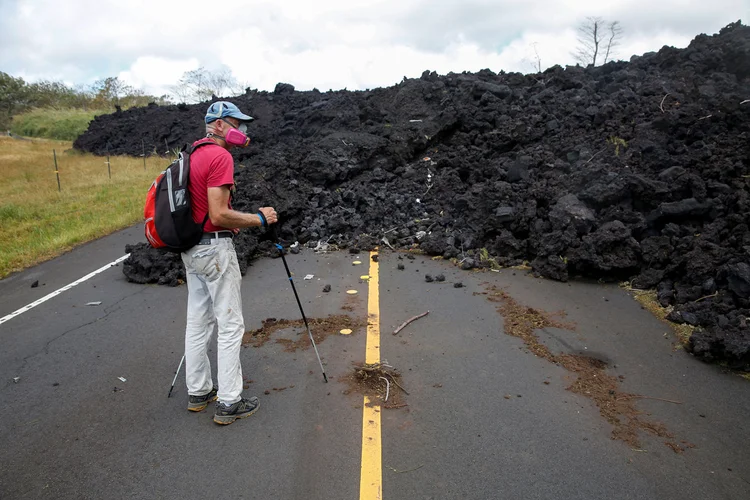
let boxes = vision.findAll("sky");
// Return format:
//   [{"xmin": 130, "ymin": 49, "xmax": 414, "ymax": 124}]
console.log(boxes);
[{"xmin": 1, "ymin": 0, "xmax": 747, "ymax": 98}]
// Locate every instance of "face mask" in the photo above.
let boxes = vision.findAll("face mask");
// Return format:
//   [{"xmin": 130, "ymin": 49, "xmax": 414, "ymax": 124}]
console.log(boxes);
[{"xmin": 223, "ymin": 126, "xmax": 250, "ymax": 147}]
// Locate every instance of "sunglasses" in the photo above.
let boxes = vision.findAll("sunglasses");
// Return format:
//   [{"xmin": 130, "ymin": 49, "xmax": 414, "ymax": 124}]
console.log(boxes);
[{"xmin": 221, "ymin": 119, "xmax": 248, "ymax": 134}]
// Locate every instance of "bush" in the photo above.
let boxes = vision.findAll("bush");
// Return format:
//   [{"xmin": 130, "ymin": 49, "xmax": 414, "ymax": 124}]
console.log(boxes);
[{"xmin": 10, "ymin": 108, "xmax": 109, "ymax": 140}]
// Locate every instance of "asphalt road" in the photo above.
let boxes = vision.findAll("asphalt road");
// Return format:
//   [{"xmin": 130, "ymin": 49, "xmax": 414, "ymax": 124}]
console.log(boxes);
[{"xmin": 0, "ymin": 227, "xmax": 748, "ymax": 499}]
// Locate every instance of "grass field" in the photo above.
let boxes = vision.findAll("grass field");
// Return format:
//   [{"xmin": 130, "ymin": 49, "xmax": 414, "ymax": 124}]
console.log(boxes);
[
  {"xmin": 0, "ymin": 135, "xmax": 164, "ymax": 278},
  {"xmin": 9, "ymin": 108, "xmax": 111, "ymax": 141}
]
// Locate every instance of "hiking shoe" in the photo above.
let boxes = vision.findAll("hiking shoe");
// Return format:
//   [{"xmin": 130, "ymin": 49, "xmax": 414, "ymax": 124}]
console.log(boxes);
[
  {"xmin": 213, "ymin": 397, "xmax": 260, "ymax": 425},
  {"xmin": 187, "ymin": 387, "xmax": 218, "ymax": 412}
]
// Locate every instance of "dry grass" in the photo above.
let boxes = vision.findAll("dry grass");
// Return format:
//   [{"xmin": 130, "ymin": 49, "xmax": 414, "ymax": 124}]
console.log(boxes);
[
  {"xmin": 620, "ymin": 283, "xmax": 695, "ymax": 347},
  {"xmin": 0, "ymin": 136, "xmax": 163, "ymax": 278}
]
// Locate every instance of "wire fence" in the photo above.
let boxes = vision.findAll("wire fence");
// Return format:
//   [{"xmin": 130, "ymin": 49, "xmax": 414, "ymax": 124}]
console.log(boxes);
[{"xmin": 42, "ymin": 140, "xmax": 177, "ymax": 192}]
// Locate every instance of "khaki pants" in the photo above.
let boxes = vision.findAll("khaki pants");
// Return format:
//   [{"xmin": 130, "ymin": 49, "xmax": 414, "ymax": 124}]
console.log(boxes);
[{"xmin": 181, "ymin": 238, "xmax": 244, "ymax": 405}]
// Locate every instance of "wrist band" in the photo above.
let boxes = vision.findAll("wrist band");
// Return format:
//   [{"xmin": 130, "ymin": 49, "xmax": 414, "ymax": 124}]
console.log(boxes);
[{"xmin": 257, "ymin": 212, "xmax": 267, "ymax": 227}]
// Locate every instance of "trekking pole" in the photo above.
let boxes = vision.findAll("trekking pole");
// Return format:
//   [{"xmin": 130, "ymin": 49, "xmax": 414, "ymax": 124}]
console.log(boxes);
[
  {"xmin": 167, "ymin": 354, "xmax": 185, "ymax": 398},
  {"xmin": 270, "ymin": 225, "xmax": 328, "ymax": 383}
]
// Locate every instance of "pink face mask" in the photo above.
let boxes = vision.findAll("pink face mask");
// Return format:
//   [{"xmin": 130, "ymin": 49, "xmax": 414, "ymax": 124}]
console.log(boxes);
[{"xmin": 223, "ymin": 126, "xmax": 250, "ymax": 147}]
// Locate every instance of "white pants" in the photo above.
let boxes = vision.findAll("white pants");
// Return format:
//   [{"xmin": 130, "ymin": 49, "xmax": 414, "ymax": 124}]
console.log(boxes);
[{"xmin": 181, "ymin": 238, "xmax": 244, "ymax": 405}]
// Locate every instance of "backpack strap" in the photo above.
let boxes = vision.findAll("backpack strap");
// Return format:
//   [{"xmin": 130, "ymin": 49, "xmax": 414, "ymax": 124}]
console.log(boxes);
[
  {"xmin": 185, "ymin": 139, "xmax": 228, "ymax": 231},
  {"xmin": 186, "ymin": 139, "xmax": 220, "ymax": 154}
]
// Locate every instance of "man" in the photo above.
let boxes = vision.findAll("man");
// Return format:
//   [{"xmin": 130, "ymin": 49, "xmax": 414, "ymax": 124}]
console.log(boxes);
[{"xmin": 182, "ymin": 101, "xmax": 278, "ymax": 425}]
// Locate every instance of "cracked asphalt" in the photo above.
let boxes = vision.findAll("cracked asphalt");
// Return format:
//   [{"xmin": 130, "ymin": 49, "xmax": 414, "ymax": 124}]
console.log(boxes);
[{"xmin": 1, "ymin": 226, "xmax": 749, "ymax": 499}]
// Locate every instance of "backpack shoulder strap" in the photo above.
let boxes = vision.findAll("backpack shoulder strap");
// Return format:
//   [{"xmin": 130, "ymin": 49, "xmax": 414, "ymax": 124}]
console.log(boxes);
[{"xmin": 186, "ymin": 140, "xmax": 220, "ymax": 155}]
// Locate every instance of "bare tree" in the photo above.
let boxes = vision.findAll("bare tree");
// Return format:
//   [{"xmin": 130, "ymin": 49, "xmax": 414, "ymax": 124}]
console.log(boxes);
[
  {"xmin": 574, "ymin": 17, "xmax": 623, "ymax": 66},
  {"xmin": 532, "ymin": 42, "xmax": 542, "ymax": 73},
  {"xmin": 603, "ymin": 21, "xmax": 623, "ymax": 64},
  {"xmin": 169, "ymin": 67, "xmax": 245, "ymax": 103}
]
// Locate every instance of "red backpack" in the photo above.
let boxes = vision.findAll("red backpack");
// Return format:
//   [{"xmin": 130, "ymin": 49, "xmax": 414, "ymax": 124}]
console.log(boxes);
[{"xmin": 144, "ymin": 141, "xmax": 215, "ymax": 252}]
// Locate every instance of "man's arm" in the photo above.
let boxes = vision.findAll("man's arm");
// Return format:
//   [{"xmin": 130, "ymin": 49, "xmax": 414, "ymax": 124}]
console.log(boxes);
[{"xmin": 207, "ymin": 185, "xmax": 277, "ymax": 229}]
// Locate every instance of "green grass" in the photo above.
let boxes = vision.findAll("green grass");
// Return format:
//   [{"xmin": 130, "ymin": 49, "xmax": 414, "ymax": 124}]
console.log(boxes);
[
  {"xmin": 10, "ymin": 107, "xmax": 111, "ymax": 141},
  {"xmin": 0, "ymin": 136, "xmax": 164, "ymax": 277}
]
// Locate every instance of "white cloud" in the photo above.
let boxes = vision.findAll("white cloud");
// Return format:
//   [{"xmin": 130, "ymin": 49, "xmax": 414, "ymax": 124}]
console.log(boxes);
[
  {"xmin": 0, "ymin": 0, "xmax": 747, "ymax": 96},
  {"xmin": 118, "ymin": 57, "xmax": 201, "ymax": 97}
]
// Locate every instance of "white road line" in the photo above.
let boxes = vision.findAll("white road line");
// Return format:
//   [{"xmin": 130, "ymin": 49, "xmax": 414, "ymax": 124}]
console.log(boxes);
[{"xmin": 0, "ymin": 254, "xmax": 130, "ymax": 327}]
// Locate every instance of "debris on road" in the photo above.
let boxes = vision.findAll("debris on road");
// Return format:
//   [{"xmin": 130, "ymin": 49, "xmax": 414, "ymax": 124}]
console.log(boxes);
[
  {"xmin": 380, "ymin": 376, "xmax": 390, "ymax": 401},
  {"xmin": 303, "ymin": 274, "xmax": 314, "ymax": 280},
  {"xmin": 435, "ymin": 274, "xmax": 445, "ymax": 282},
  {"xmin": 393, "ymin": 311, "xmax": 430, "ymax": 335},
  {"xmin": 86, "ymin": 301, "xmax": 102, "ymax": 306},
  {"xmin": 485, "ymin": 285, "xmax": 691, "ymax": 452},
  {"xmin": 12, "ymin": 377, "xmax": 20, "ymax": 384},
  {"xmin": 397, "ymin": 264, "xmax": 405, "ymax": 271},
  {"xmin": 30, "ymin": 281, "xmax": 38, "ymax": 288},
  {"xmin": 344, "ymin": 362, "xmax": 408, "ymax": 409},
  {"xmin": 322, "ymin": 284, "xmax": 331, "ymax": 293},
  {"xmin": 244, "ymin": 315, "xmax": 365, "ymax": 350},
  {"xmin": 454, "ymin": 282, "xmax": 464, "ymax": 288},
  {"xmin": 425, "ymin": 274, "xmax": 434, "ymax": 282},
  {"xmin": 386, "ymin": 464, "xmax": 424, "ymax": 474},
  {"xmin": 117, "ymin": 377, "xmax": 127, "ymax": 382}
]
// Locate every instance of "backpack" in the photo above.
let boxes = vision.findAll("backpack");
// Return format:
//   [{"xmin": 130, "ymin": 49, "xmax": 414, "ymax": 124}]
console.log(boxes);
[{"xmin": 144, "ymin": 141, "xmax": 215, "ymax": 252}]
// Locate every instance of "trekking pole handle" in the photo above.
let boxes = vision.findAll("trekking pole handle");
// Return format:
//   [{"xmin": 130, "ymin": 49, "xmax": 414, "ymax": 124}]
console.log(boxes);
[{"xmin": 269, "ymin": 223, "xmax": 280, "ymax": 245}]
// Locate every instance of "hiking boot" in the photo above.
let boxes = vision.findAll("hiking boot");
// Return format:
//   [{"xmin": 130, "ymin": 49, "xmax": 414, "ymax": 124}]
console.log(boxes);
[
  {"xmin": 187, "ymin": 387, "xmax": 218, "ymax": 412},
  {"xmin": 213, "ymin": 397, "xmax": 260, "ymax": 425}
]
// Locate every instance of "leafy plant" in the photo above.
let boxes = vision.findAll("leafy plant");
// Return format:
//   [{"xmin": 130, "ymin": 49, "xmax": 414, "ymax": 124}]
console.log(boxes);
[{"xmin": 478, "ymin": 247, "xmax": 501, "ymax": 270}]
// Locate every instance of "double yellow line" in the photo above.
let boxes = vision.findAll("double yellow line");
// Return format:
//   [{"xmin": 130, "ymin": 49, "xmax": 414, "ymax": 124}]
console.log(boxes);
[{"xmin": 360, "ymin": 250, "xmax": 382, "ymax": 499}]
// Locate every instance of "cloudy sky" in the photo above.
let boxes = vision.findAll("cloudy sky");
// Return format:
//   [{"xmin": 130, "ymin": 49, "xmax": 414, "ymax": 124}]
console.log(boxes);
[{"xmin": 1, "ymin": 0, "xmax": 747, "ymax": 98}]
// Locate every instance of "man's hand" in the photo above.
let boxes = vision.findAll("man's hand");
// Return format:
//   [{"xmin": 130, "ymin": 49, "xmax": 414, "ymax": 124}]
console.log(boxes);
[{"xmin": 259, "ymin": 207, "xmax": 278, "ymax": 224}]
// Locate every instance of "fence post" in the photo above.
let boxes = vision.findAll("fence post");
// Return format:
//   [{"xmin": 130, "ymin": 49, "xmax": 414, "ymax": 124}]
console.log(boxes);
[
  {"xmin": 53, "ymin": 149, "xmax": 61, "ymax": 192},
  {"xmin": 142, "ymin": 139, "xmax": 146, "ymax": 170}
]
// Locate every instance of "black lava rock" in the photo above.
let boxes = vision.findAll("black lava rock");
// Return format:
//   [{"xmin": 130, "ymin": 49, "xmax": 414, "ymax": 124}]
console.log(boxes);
[{"xmin": 80, "ymin": 22, "xmax": 750, "ymax": 367}]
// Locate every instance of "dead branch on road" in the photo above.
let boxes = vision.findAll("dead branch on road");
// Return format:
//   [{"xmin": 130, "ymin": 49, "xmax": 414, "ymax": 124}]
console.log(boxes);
[
  {"xmin": 618, "ymin": 395, "xmax": 682, "ymax": 404},
  {"xmin": 393, "ymin": 311, "xmax": 429, "ymax": 335}
]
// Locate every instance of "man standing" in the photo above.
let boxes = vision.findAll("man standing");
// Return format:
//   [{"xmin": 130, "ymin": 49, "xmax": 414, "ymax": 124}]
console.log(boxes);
[{"xmin": 182, "ymin": 101, "xmax": 277, "ymax": 425}]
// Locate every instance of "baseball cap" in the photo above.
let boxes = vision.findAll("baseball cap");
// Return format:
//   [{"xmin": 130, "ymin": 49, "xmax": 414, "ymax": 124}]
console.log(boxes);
[{"xmin": 205, "ymin": 101, "xmax": 254, "ymax": 124}]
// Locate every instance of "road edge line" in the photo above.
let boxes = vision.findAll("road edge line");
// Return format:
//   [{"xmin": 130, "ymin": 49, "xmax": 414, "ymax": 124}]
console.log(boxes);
[{"xmin": 0, "ymin": 254, "xmax": 130, "ymax": 327}]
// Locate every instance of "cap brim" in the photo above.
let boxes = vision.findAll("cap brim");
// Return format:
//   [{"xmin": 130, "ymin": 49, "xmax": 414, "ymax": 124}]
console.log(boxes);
[{"xmin": 228, "ymin": 111, "xmax": 254, "ymax": 122}]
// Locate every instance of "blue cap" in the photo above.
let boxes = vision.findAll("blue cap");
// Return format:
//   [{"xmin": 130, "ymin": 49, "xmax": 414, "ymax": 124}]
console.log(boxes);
[{"xmin": 205, "ymin": 101, "xmax": 253, "ymax": 124}]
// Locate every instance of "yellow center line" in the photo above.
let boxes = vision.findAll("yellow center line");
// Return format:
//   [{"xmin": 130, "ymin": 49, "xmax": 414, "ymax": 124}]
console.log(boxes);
[{"xmin": 360, "ymin": 250, "xmax": 382, "ymax": 500}]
